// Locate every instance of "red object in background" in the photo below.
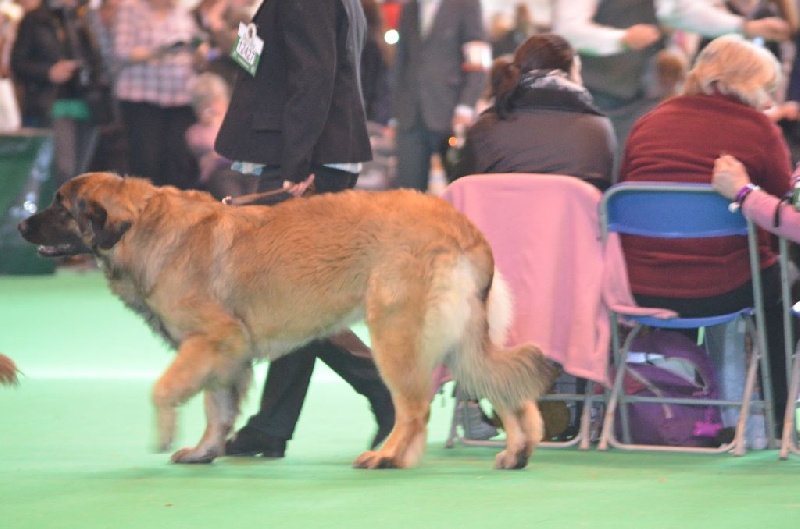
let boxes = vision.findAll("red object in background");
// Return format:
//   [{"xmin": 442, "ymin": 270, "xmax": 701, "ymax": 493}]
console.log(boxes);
[{"xmin": 381, "ymin": 1, "xmax": 401, "ymax": 30}]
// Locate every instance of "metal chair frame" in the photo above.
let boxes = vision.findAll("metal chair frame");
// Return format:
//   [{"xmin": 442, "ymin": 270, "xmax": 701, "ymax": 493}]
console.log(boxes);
[
  {"xmin": 444, "ymin": 379, "xmax": 600, "ymax": 450},
  {"xmin": 597, "ymin": 182, "xmax": 775, "ymax": 455},
  {"xmin": 778, "ymin": 237, "xmax": 800, "ymax": 459}
]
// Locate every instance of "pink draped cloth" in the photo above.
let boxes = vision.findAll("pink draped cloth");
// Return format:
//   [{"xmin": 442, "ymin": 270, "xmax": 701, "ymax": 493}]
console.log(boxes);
[{"xmin": 440, "ymin": 174, "xmax": 675, "ymax": 386}]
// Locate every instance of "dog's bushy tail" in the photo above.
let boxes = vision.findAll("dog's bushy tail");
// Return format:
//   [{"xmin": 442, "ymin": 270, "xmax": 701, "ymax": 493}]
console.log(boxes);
[
  {"xmin": 0, "ymin": 354, "xmax": 20, "ymax": 386},
  {"xmin": 448, "ymin": 272, "xmax": 557, "ymax": 409}
]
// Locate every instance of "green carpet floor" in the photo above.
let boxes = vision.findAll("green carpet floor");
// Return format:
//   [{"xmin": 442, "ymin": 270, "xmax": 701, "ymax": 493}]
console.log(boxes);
[{"xmin": 1, "ymin": 270, "xmax": 799, "ymax": 529}]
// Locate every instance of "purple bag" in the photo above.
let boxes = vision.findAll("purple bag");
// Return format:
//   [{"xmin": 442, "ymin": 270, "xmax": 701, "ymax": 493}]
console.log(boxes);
[{"xmin": 615, "ymin": 329, "xmax": 723, "ymax": 447}]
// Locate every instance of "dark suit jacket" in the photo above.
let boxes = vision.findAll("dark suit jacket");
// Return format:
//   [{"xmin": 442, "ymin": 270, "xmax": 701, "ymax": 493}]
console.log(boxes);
[
  {"xmin": 215, "ymin": 0, "xmax": 372, "ymax": 183},
  {"xmin": 393, "ymin": 0, "xmax": 487, "ymax": 132}
]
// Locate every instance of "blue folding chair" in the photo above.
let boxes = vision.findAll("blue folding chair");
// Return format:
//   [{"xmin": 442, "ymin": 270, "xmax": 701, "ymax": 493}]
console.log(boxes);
[{"xmin": 597, "ymin": 182, "xmax": 775, "ymax": 455}]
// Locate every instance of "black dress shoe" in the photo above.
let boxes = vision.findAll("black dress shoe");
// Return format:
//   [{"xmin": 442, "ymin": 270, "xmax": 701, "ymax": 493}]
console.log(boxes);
[
  {"xmin": 370, "ymin": 422, "xmax": 393, "ymax": 450},
  {"xmin": 369, "ymin": 397, "xmax": 396, "ymax": 449},
  {"xmin": 224, "ymin": 427, "xmax": 287, "ymax": 458}
]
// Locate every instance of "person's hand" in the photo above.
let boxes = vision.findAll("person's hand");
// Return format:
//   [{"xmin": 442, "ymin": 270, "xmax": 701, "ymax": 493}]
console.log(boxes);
[
  {"xmin": 782, "ymin": 101, "xmax": 800, "ymax": 121},
  {"xmin": 713, "ymin": 155, "xmax": 751, "ymax": 200},
  {"xmin": 48, "ymin": 60, "xmax": 79, "ymax": 84},
  {"xmin": 193, "ymin": 42, "xmax": 212, "ymax": 71},
  {"xmin": 773, "ymin": 101, "xmax": 800, "ymax": 121},
  {"xmin": 764, "ymin": 101, "xmax": 799, "ymax": 122},
  {"xmin": 203, "ymin": 0, "xmax": 228, "ymax": 34},
  {"xmin": 621, "ymin": 24, "xmax": 661, "ymax": 50},
  {"xmin": 198, "ymin": 152, "xmax": 222, "ymax": 184},
  {"xmin": 130, "ymin": 46, "xmax": 155, "ymax": 63},
  {"xmin": 452, "ymin": 111, "xmax": 473, "ymax": 134},
  {"xmin": 743, "ymin": 17, "xmax": 791, "ymax": 42},
  {"xmin": 282, "ymin": 173, "xmax": 315, "ymax": 197}
]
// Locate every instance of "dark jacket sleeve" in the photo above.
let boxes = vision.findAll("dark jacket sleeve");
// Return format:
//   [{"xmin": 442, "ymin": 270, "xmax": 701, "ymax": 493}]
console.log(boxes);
[
  {"xmin": 277, "ymin": 0, "xmax": 339, "ymax": 183},
  {"xmin": 10, "ymin": 13, "xmax": 58, "ymax": 83}
]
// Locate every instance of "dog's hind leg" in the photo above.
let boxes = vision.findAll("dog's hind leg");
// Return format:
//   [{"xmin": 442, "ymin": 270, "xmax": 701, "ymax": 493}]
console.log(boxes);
[
  {"xmin": 352, "ymin": 316, "xmax": 434, "ymax": 469},
  {"xmin": 492, "ymin": 400, "xmax": 543, "ymax": 470}
]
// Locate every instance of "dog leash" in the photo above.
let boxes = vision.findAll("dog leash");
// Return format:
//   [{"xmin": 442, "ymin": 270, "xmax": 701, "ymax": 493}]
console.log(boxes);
[
  {"xmin": 221, "ymin": 188, "xmax": 289, "ymax": 206},
  {"xmin": 221, "ymin": 184, "xmax": 316, "ymax": 206}
]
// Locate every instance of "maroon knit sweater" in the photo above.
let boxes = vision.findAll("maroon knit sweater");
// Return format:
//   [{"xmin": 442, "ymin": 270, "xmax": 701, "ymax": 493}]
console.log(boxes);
[{"xmin": 619, "ymin": 93, "xmax": 791, "ymax": 298}]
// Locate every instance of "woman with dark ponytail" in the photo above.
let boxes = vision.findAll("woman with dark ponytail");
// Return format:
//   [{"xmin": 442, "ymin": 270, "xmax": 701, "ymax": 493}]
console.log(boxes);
[{"xmin": 449, "ymin": 33, "xmax": 616, "ymax": 190}]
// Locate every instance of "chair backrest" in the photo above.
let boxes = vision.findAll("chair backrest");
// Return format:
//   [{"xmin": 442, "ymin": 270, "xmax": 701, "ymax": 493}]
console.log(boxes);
[
  {"xmin": 601, "ymin": 182, "xmax": 748, "ymax": 239},
  {"xmin": 601, "ymin": 181, "xmax": 766, "ymax": 365},
  {"xmin": 441, "ymin": 173, "xmax": 615, "ymax": 385}
]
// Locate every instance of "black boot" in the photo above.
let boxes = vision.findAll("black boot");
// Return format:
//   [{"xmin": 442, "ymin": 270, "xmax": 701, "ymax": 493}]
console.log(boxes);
[
  {"xmin": 317, "ymin": 336, "xmax": 396, "ymax": 449},
  {"xmin": 368, "ymin": 384, "xmax": 395, "ymax": 449},
  {"xmin": 224, "ymin": 426, "xmax": 287, "ymax": 458}
]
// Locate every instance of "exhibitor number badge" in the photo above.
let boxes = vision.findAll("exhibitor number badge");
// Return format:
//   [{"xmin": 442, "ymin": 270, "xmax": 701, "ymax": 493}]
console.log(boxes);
[{"xmin": 231, "ymin": 23, "xmax": 264, "ymax": 76}]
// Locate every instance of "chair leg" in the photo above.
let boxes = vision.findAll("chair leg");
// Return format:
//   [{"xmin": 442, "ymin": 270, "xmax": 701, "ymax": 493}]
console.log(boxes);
[
  {"xmin": 751, "ymin": 322, "xmax": 777, "ymax": 451},
  {"xmin": 598, "ymin": 324, "xmax": 643, "ymax": 451},
  {"xmin": 779, "ymin": 341, "xmax": 800, "ymax": 459},
  {"xmin": 444, "ymin": 396, "xmax": 459, "ymax": 449},
  {"xmin": 577, "ymin": 380, "xmax": 597, "ymax": 450},
  {"xmin": 730, "ymin": 330, "xmax": 758, "ymax": 456}
]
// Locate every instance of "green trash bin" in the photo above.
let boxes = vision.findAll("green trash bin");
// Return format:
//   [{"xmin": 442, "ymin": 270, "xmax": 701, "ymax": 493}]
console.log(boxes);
[{"xmin": 0, "ymin": 129, "xmax": 57, "ymax": 275}]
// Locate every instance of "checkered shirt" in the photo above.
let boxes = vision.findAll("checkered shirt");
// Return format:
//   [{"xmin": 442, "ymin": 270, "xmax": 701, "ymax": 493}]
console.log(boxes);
[{"xmin": 114, "ymin": 0, "xmax": 198, "ymax": 106}]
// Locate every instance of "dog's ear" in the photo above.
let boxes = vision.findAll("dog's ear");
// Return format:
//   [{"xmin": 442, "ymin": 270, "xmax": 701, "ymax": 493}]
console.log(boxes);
[{"xmin": 82, "ymin": 199, "xmax": 132, "ymax": 250}]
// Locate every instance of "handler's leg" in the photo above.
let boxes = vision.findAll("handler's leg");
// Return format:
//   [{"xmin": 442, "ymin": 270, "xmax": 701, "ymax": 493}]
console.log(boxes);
[
  {"xmin": 317, "ymin": 336, "xmax": 396, "ymax": 449},
  {"xmin": 226, "ymin": 347, "xmax": 316, "ymax": 457}
]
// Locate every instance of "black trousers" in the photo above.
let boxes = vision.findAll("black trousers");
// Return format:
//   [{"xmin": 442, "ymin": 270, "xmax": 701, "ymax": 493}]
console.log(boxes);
[
  {"xmin": 118, "ymin": 101, "xmax": 198, "ymax": 189},
  {"xmin": 634, "ymin": 263, "xmax": 791, "ymax": 426},
  {"xmin": 240, "ymin": 165, "xmax": 393, "ymax": 440}
]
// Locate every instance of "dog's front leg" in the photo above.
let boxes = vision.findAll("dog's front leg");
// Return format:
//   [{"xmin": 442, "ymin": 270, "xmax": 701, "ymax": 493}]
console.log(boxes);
[
  {"xmin": 170, "ymin": 387, "xmax": 238, "ymax": 464},
  {"xmin": 151, "ymin": 333, "xmax": 246, "ymax": 462}
]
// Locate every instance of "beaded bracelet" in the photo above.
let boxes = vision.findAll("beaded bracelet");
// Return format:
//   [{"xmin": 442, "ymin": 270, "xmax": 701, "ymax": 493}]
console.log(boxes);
[{"xmin": 728, "ymin": 183, "xmax": 759, "ymax": 212}]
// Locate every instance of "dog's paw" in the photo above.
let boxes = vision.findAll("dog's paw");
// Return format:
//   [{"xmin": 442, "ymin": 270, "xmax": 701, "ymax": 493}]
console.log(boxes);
[
  {"xmin": 353, "ymin": 450, "xmax": 401, "ymax": 469},
  {"xmin": 494, "ymin": 449, "xmax": 529, "ymax": 470},
  {"xmin": 170, "ymin": 446, "xmax": 218, "ymax": 464}
]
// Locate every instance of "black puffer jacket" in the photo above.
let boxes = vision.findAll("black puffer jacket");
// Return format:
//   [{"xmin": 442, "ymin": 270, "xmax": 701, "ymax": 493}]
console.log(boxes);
[{"xmin": 450, "ymin": 71, "xmax": 616, "ymax": 190}]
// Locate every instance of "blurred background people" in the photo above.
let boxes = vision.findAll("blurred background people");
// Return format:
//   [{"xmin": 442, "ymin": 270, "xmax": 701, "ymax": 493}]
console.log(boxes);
[
  {"xmin": 184, "ymin": 71, "xmax": 230, "ymax": 197},
  {"xmin": 113, "ymin": 0, "xmax": 199, "ymax": 189},
  {"xmin": 392, "ymin": 0, "xmax": 488, "ymax": 192},
  {"xmin": 191, "ymin": 0, "xmax": 255, "ymax": 88},
  {"xmin": 83, "ymin": 0, "xmax": 130, "ymax": 176},
  {"xmin": 360, "ymin": 0, "xmax": 392, "ymax": 127},
  {"xmin": 553, "ymin": 0, "xmax": 791, "ymax": 179},
  {"xmin": 0, "ymin": 0, "xmax": 20, "ymax": 131},
  {"xmin": 11, "ymin": 0, "xmax": 113, "ymax": 185},
  {"xmin": 490, "ymin": 2, "xmax": 535, "ymax": 58},
  {"xmin": 355, "ymin": 0, "xmax": 395, "ymax": 190}
]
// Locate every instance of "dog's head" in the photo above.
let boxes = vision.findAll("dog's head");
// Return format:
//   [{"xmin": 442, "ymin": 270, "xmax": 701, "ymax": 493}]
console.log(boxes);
[{"xmin": 17, "ymin": 172, "xmax": 155, "ymax": 258}]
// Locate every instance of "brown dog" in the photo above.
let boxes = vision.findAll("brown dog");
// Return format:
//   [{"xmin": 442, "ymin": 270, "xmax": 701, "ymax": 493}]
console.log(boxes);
[
  {"xmin": 18, "ymin": 172, "xmax": 556, "ymax": 469},
  {"xmin": 0, "ymin": 354, "xmax": 19, "ymax": 385}
]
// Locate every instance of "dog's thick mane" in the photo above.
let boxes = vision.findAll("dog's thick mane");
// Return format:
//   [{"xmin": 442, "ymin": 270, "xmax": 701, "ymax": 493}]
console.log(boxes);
[{"xmin": 92, "ymin": 178, "xmax": 224, "ymax": 349}]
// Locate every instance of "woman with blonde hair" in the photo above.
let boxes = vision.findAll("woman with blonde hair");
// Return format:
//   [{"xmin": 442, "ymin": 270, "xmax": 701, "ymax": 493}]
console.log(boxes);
[
  {"xmin": 618, "ymin": 34, "xmax": 792, "ymax": 432},
  {"xmin": 684, "ymin": 34, "xmax": 781, "ymax": 110}
]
